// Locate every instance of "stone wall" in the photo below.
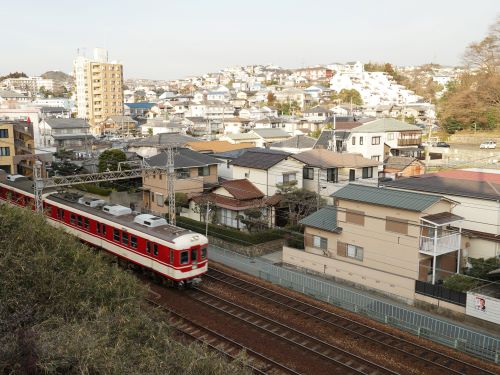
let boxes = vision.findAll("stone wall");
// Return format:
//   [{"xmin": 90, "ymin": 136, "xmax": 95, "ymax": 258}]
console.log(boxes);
[
  {"xmin": 449, "ymin": 133, "xmax": 500, "ymax": 145},
  {"xmin": 209, "ymin": 236, "xmax": 284, "ymax": 257}
]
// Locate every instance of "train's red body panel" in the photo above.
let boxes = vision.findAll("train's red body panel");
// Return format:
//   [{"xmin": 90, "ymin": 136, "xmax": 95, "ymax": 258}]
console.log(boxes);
[{"xmin": 0, "ymin": 179, "xmax": 208, "ymax": 284}]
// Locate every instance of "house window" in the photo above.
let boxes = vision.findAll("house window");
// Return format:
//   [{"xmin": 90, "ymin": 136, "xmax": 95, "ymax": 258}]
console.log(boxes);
[
  {"xmin": 327, "ymin": 168, "xmax": 338, "ymax": 182},
  {"xmin": 387, "ymin": 133, "xmax": 394, "ymax": 141},
  {"xmin": 346, "ymin": 209, "xmax": 365, "ymax": 226},
  {"xmin": 371, "ymin": 155, "xmax": 380, "ymax": 161},
  {"xmin": 283, "ymin": 173, "xmax": 296, "ymax": 183},
  {"xmin": 337, "ymin": 241, "xmax": 363, "ymax": 260},
  {"xmin": 362, "ymin": 167, "xmax": 373, "ymax": 179},
  {"xmin": 198, "ymin": 166, "xmax": 210, "ymax": 176},
  {"xmin": 312, "ymin": 235, "xmax": 328, "ymax": 250},
  {"xmin": 0, "ymin": 147, "xmax": 10, "ymax": 156},
  {"xmin": 176, "ymin": 168, "xmax": 190, "ymax": 179},
  {"xmin": 352, "ymin": 136, "xmax": 356, "ymax": 145},
  {"xmin": 360, "ymin": 137, "xmax": 363, "ymax": 145},
  {"xmin": 385, "ymin": 216, "xmax": 408, "ymax": 235},
  {"xmin": 220, "ymin": 208, "xmax": 238, "ymax": 228},
  {"xmin": 0, "ymin": 129, "xmax": 8, "ymax": 138},
  {"xmin": 303, "ymin": 167, "xmax": 314, "ymax": 180},
  {"xmin": 372, "ymin": 136, "xmax": 381, "ymax": 145},
  {"xmin": 155, "ymin": 193, "xmax": 164, "ymax": 207}
]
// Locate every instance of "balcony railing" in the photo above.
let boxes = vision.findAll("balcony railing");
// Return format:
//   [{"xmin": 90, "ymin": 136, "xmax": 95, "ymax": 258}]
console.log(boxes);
[
  {"xmin": 419, "ymin": 233, "xmax": 460, "ymax": 255},
  {"xmin": 397, "ymin": 138, "xmax": 421, "ymax": 146}
]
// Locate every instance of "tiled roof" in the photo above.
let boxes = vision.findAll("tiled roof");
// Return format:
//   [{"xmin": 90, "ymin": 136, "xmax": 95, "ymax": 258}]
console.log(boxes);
[
  {"xmin": 384, "ymin": 156, "xmax": 421, "ymax": 172},
  {"xmin": 43, "ymin": 118, "xmax": 90, "ymax": 129},
  {"xmin": 125, "ymin": 102, "xmax": 155, "ymax": 109},
  {"xmin": 220, "ymin": 179, "xmax": 264, "ymax": 200},
  {"xmin": 293, "ymin": 149, "xmax": 380, "ymax": 168},
  {"xmin": 191, "ymin": 193, "xmax": 265, "ymax": 210},
  {"xmin": 350, "ymin": 118, "xmax": 422, "ymax": 133},
  {"xmin": 299, "ymin": 206, "xmax": 340, "ymax": 233},
  {"xmin": 304, "ymin": 106, "xmax": 332, "ymax": 114},
  {"xmin": 251, "ymin": 128, "xmax": 290, "ymax": 138},
  {"xmin": 271, "ymin": 135, "xmax": 316, "ymax": 149},
  {"xmin": 146, "ymin": 148, "xmax": 220, "ymax": 168},
  {"xmin": 186, "ymin": 141, "xmax": 255, "ymax": 153},
  {"xmin": 128, "ymin": 133, "xmax": 196, "ymax": 147},
  {"xmin": 384, "ymin": 172, "xmax": 500, "ymax": 201},
  {"xmin": 231, "ymin": 149, "xmax": 291, "ymax": 170},
  {"xmin": 331, "ymin": 184, "xmax": 443, "ymax": 212},
  {"xmin": 225, "ymin": 133, "xmax": 260, "ymax": 140}
]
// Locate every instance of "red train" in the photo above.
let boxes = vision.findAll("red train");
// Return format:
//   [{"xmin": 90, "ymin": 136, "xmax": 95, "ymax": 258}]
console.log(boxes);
[{"xmin": 0, "ymin": 175, "xmax": 208, "ymax": 287}]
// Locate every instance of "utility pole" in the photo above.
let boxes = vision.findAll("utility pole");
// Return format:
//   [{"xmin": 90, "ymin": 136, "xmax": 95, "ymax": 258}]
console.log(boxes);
[
  {"xmin": 166, "ymin": 145, "xmax": 176, "ymax": 226},
  {"xmin": 34, "ymin": 160, "xmax": 43, "ymax": 212},
  {"xmin": 205, "ymin": 200, "xmax": 210, "ymax": 237}
]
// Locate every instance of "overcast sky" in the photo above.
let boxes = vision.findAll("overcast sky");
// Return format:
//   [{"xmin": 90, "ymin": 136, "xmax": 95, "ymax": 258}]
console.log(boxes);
[{"xmin": 2, "ymin": 0, "xmax": 498, "ymax": 80}]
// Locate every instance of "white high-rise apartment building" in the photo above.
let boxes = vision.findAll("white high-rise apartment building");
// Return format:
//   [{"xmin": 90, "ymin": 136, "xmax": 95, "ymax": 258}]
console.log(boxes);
[{"xmin": 73, "ymin": 48, "xmax": 123, "ymax": 134}]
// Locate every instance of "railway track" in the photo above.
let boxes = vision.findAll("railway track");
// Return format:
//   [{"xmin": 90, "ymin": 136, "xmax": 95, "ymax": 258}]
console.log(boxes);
[
  {"xmin": 187, "ymin": 287, "xmax": 398, "ymax": 375},
  {"xmin": 146, "ymin": 297, "xmax": 300, "ymax": 375},
  {"xmin": 204, "ymin": 267, "xmax": 498, "ymax": 375}
]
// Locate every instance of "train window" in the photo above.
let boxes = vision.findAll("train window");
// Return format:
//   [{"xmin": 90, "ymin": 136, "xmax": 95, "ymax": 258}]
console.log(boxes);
[
  {"xmin": 153, "ymin": 244, "xmax": 158, "ymax": 256},
  {"xmin": 84, "ymin": 218, "xmax": 90, "ymax": 230},
  {"xmin": 170, "ymin": 249, "xmax": 174, "ymax": 264},
  {"xmin": 56, "ymin": 208, "xmax": 64, "ymax": 219},
  {"xmin": 122, "ymin": 233, "xmax": 129, "ymax": 246},
  {"xmin": 146, "ymin": 241, "xmax": 151, "ymax": 253},
  {"xmin": 96, "ymin": 223, "xmax": 101, "ymax": 234},
  {"xmin": 102, "ymin": 224, "xmax": 107, "ymax": 235},
  {"xmin": 77, "ymin": 216, "xmax": 83, "ymax": 227},
  {"xmin": 180, "ymin": 251, "xmax": 189, "ymax": 265},
  {"xmin": 113, "ymin": 229, "xmax": 120, "ymax": 241},
  {"xmin": 70, "ymin": 214, "xmax": 76, "ymax": 225},
  {"xmin": 131, "ymin": 236, "xmax": 137, "ymax": 248},
  {"xmin": 191, "ymin": 248, "xmax": 198, "ymax": 262},
  {"xmin": 201, "ymin": 246, "xmax": 207, "ymax": 259}
]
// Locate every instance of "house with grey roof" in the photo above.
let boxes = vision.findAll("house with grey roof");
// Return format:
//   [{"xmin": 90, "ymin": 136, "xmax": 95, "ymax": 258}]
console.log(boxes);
[
  {"xmin": 284, "ymin": 183, "xmax": 463, "ymax": 303},
  {"xmin": 292, "ymin": 149, "xmax": 381, "ymax": 199},
  {"xmin": 142, "ymin": 148, "xmax": 220, "ymax": 215},
  {"xmin": 126, "ymin": 132, "xmax": 197, "ymax": 158},
  {"xmin": 39, "ymin": 118, "xmax": 93, "ymax": 152},
  {"xmin": 230, "ymin": 148, "xmax": 306, "ymax": 196},
  {"xmin": 270, "ymin": 134, "xmax": 316, "ymax": 153}
]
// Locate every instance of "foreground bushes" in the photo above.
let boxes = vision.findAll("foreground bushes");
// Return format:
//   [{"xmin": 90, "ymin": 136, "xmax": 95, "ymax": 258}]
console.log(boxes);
[{"xmin": 0, "ymin": 205, "xmax": 248, "ymax": 374}]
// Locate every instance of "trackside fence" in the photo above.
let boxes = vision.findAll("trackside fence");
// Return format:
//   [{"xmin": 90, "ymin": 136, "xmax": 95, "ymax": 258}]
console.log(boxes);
[{"xmin": 209, "ymin": 245, "xmax": 500, "ymax": 363}]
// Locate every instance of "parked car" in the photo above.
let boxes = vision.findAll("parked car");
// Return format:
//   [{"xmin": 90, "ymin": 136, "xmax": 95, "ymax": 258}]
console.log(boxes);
[
  {"xmin": 436, "ymin": 142, "xmax": 450, "ymax": 148},
  {"xmin": 480, "ymin": 140, "xmax": 496, "ymax": 149}
]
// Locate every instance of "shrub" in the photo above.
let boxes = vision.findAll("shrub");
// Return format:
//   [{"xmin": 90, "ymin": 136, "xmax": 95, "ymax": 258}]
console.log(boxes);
[
  {"xmin": 0, "ymin": 205, "xmax": 249, "ymax": 374},
  {"xmin": 176, "ymin": 216, "xmax": 283, "ymax": 246},
  {"xmin": 75, "ymin": 183, "xmax": 113, "ymax": 196},
  {"xmin": 443, "ymin": 274, "xmax": 482, "ymax": 292}
]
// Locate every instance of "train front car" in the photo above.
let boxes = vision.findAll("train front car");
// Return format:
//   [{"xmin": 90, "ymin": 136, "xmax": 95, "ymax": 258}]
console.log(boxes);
[{"xmin": 170, "ymin": 231, "xmax": 208, "ymax": 288}]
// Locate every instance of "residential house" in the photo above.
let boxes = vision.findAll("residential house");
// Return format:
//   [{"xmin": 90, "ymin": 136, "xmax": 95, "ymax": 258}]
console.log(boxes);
[
  {"xmin": 294, "ymin": 67, "xmax": 333, "ymax": 81},
  {"xmin": 253, "ymin": 117, "xmax": 284, "ymax": 130},
  {"xmin": 346, "ymin": 118, "xmax": 423, "ymax": 162},
  {"xmin": 384, "ymin": 170, "xmax": 500, "ymax": 260},
  {"xmin": 124, "ymin": 102, "xmax": 156, "ymax": 118},
  {"xmin": 231, "ymin": 149, "xmax": 305, "ymax": 196},
  {"xmin": 292, "ymin": 150, "xmax": 381, "ymax": 200},
  {"xmin": 223, "ymin": 117, "xmax": 251, "ymax": 134},
  {"xmin": 186, "ymin": 179, "xmax": 276, "ymax": 230},
  {"xmin": 39, "ymin": 118, "xmax": 93, "ymax": 152},
  {"xmin": 126, "ymin": 133, "xmax": 197, "ymax": 158},
  {"xmin": 140, "ymin": 118, "xmax": 187, "ymax": 136},
  {"xmin": 142, "ymin": 148, "xmax": 220, "ymax": 215},
  {"xmin": 219, "ymin": 132, "xmax": 262, "ymax": 145},
  {"xmin": 283, "ymin": 184, "xmax": 462, "ymax": 301},
  {"xmin": 0, "ymin": 89, "xmax": 30, "ymax": 103},
  {"xmin": 270, "ymin": 134, "xmax": 316, "ymax": 154},
  {"xmin": 0, "ymin": 120, "xmax": 47, "ymax": 176},
  {"xmin": 303, "ymin": 106, "xmax": 333, "ymax": 122},
  {"xmin": 248, "ymin": 128, "xmax": 291, "ymax": 148},
  {"xmin": 102, "ymin": 115, "xmax": 138, "ymax": 135},
  {"xmin": 383, "ymin": 156, "xmax": 425, "ymax": 179}
]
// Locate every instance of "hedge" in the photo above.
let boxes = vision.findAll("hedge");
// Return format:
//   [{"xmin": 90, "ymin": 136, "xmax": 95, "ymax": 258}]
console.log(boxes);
[
  {"xmin": 176, "ymin": 216, "xmax": 283, "ymax": 246},
  {"xmin": 75, "ymin": 183, "xmax": 113, "ymax": 196}
]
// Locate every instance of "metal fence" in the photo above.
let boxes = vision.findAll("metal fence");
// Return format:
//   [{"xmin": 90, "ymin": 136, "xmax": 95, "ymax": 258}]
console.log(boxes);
[
  {"xmin": 209, "ymin": 245, "xmax": 500, "ymax": 363},
  {"xmin": 415, "ymin": 280, "xmax": 467, "ymax": 306}
]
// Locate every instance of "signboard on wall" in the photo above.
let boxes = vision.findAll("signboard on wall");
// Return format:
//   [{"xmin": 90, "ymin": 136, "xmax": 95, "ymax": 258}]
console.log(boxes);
[{"xmin": 466, "ymin": 292, "xmax": 500, "ymax": 324}]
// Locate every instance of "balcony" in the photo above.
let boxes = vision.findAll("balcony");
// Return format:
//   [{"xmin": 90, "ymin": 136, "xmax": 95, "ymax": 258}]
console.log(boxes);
[
  {"xmin": 419, "ymin": 232, "xmax": 461, "ymax": 256},
  {"xmin": 419, "ymin": 212, "xmax": 463, "ymax": 256},
  {"xmin": 397, "ymin": 137, "xmax": 421, "ymax": 146}
]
